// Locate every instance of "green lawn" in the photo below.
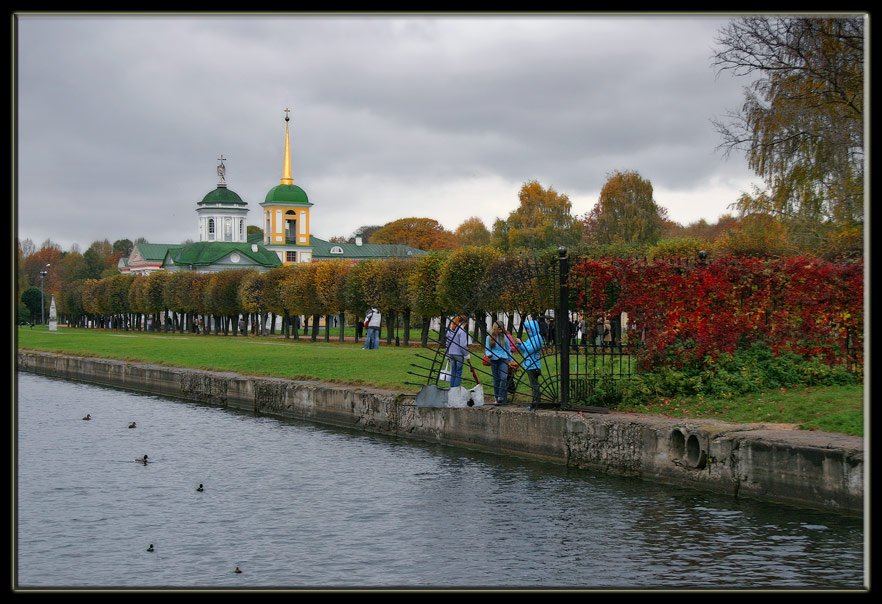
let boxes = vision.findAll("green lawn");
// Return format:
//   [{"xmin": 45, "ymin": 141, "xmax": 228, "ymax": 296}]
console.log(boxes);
[
  {"xmin": 16, "ymin": 326, "xmax": 864, "ymax": 436},
  {"xmin": 16, "ymin": 326, "xmax": 426, "ymax": 392}
]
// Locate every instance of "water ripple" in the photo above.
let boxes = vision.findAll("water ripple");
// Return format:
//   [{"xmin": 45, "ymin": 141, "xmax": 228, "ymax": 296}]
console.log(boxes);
[{"xmin": 15, "ymin": 372, "xmax": 865, "ymax": 589}]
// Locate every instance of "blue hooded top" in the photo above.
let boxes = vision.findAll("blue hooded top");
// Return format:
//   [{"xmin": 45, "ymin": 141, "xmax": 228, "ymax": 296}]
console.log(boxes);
[{"xmin": 516, "ymin": 319, "xmax": 544, "ymax": 371}]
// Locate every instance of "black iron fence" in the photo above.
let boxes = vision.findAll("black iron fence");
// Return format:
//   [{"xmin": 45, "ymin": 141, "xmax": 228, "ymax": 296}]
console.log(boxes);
[{"xmin": 409, "ymin": 248, "xmax": 861, "ymax": 412}]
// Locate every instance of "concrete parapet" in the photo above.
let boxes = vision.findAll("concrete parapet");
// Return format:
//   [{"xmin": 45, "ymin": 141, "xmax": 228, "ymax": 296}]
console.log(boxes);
[{"xmin": 17, "ymin": 350, "xmax": 863, "ymax": 515}]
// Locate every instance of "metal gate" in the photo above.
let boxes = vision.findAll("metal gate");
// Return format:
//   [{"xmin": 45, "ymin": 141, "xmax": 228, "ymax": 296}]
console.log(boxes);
[{"xmin": 408, "ymin": 247, "xmax": 635, "ymax": 411}]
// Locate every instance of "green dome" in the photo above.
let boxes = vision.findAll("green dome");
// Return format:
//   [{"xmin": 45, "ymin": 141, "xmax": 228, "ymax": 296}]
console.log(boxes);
[
  {"xmin": 199, "ymin": 185, "xmax": 246, "ymax": 206},
  {"xmin": 264, "ymin": 184, "xmax": 311, "ymax": 205}
]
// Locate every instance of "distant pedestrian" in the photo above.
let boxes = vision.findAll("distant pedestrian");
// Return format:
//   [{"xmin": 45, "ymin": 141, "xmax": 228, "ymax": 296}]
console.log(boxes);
[
  {"xmin": 538, "ymin": 315, "xmax": 549, "ymax": 342},
  {"xmin": 363, "ymin": 306, "xmax": 381, "ymax": 350}
]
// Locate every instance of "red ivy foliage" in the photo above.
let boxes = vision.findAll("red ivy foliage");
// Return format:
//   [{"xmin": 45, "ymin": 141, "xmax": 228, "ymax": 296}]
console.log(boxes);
[{"xmin": 570, "ymin": 255, "xmax": 863, "ymax": 371}]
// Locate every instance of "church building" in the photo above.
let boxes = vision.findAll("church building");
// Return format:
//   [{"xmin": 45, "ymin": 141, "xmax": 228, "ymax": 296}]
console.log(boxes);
[{"xmin": 120, "ymin": 110, "xmax": 423, "ymax": 275}]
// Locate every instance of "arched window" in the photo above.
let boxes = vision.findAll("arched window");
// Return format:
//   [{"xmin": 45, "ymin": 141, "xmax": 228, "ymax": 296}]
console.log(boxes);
[
  {"xmin": 330, "ymin": 246, "xmax": 344, "ymax": 254},
  {"xmin": 208, "ymin": 218, "xmax": 215, "ymax": 240}
]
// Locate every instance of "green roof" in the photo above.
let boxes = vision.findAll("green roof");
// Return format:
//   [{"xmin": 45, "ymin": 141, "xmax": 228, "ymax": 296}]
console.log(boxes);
[
  {"xmin": 308, "ymin": 236, "xmax": 426, "ymax": 261},
  {"xmin": 263, "ymin": 184, "xmax": 311, "ymax": 206},
  {"xmin": 166, "ymin": 241, "xmax": 282, "ymax": 268},
  {"xmin": 132, "ymin": 243, "xmax": 186, "ymax": 262},
  {"xmin": 198, "ymin": 185, "xmax": 247, "ymax": 206}
]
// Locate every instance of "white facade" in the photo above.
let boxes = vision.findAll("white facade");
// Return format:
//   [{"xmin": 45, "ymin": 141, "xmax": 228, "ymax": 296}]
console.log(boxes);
[{"xmin": 197, "ymin": 205, "xmax": 249, "ymax": 243}]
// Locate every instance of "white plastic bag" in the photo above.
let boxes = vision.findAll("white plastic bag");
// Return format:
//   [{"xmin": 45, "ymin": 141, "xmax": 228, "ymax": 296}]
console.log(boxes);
[{"xmin": 439, "ymin": 360, "xmax": 451, "ymax": 382}]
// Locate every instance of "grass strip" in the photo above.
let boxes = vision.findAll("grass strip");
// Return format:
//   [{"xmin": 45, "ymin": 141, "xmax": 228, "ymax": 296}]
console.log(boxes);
[{"xmin": 16, "ymin": 327, "xmax": 863, "ymax": 436}]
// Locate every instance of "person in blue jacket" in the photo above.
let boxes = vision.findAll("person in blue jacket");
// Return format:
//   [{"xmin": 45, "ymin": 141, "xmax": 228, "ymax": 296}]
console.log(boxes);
[
  {"xmin": 484, "ymin": 320, "xmax": 514, "ymax": 405},
  {"xmin": 516, "ymin": 319, "xmax": 544, "ymax": 410}
]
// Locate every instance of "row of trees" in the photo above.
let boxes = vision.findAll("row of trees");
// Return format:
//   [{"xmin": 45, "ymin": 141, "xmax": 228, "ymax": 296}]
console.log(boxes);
[
  {"xmin": 49, "ymin": 247, "xmax": 511, "ymax": 348},
  {"xmin": 39, "ymin": 247, "xmax": 864, "ymax": 381}
]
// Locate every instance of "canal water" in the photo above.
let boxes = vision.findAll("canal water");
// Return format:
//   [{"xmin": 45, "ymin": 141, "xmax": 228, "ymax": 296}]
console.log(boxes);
[{"xmin": 15, "ymin": 372, "xmax": 865, "ymax": 590}]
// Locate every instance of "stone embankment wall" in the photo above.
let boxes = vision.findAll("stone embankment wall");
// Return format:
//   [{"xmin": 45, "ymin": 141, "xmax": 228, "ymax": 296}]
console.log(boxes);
[{"xmin": 17, "ymin": 351, "xmax": 864, "ymax": 515}]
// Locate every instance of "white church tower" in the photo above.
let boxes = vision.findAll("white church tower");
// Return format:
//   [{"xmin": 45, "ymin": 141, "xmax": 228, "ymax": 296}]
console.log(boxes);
[{"xmin": 196, "ymin": 155, "xmax": 249, "ymax": 243}]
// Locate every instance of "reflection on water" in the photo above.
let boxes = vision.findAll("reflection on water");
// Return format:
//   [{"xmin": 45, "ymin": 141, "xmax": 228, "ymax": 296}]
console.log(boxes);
[{"xmin": 15, "ymin": 372, "xmax": 865, "ymax": 589}]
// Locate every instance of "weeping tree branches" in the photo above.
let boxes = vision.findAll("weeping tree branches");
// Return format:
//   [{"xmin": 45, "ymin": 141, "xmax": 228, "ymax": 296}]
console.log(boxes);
[{"xmin": 712, "ymin": 16, "xmax": 865, "ymax": 229}]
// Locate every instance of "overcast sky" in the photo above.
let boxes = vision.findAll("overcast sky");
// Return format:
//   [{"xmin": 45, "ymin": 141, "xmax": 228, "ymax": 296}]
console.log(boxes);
[{"xmin": 15, "ymin": 12, "xmax": 764, "ymax": 252}]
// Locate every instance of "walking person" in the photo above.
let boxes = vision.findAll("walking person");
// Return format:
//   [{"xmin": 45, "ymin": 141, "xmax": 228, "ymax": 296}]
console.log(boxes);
[
  {"xmin": 484, "ymin": 320, "xmax": 514, "ymax": 405},
  {"xmin": 444, "ymin": 315, "xmax": 470, "ymax": 388},
  {"xmin": 516, "ymin": 319, "xmax": 544, "ymax": 410},
  {"xmin": 363, "ymin": 306, "xmax": 382, "ymax": 350}
]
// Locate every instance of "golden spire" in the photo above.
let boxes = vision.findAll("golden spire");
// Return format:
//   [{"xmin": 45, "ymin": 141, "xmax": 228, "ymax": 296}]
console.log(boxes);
[{"xmin": 280, "ymin": 108, "xmax": 294, "ymax": 185}]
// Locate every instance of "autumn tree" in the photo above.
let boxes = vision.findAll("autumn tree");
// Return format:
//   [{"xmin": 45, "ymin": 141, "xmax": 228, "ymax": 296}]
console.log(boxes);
[
  {"xmin": 59, "ymin": 280, "xmax": 87, "ymax": 327},
  {"xmin": 22, "ymin": 244, "xmax": 63, "ymax": 293},
  {"xmin": 646, "ymin": 237, "xmax": 714, "ymax": 260},
  {"xmin": 492, "ymin": 180, "xmax": 581, "ymax": 251},
  {"xmin": 438, "ymin": 246, "xmax": 501, "ymax": 344},
  {"xmin": 163, "ymin": 271, "xmax": 189, "ymax": 332},
  {"xmin": 81, "ymin": 278, "xmax": 111, "ymax": 327},
  {"xmin": 127, "ymin": 275, "xmax": 149, "ymax": 329},
  {"xmin": 57, "ymin": 251, "xmax": 90, "ymax": 288},
  {"xmin": 583, "ymin": 170, "xmax": 667, "ymax": 245},
  {"xmin": 204, "ymin": 270, "xmax": 249, "ymax": 335},
  {"xmin": 342, "ymin": 261, "xmax": 372, "ymax": 343},
  {"xmin": 408, "ymin": 252, "xmax": 449, "ymax": 346},
  {"xmin": 238, "ymin": 270, "xmax": 267, "ymax": 335},
  {"xmin": 669, "ymin": 214, "xmax": 740, "ymax": 243},
  {"xmin": 455, "ymin": 216, "xmax": 491, "ymax": 248},
  {"xmin": 106, "ymin": 274, "xmax": 135, "ymax": 330},
  {"xmin": 374, "ymin": 258, "xmax": 416, "ymax": 345},
  {"xmin": 189, "ymin": 273, "xmax": 214, "ymax": 333},
  {"xmin": 262, "ymin": 266, "xmax": 294, "ymax": 337},
  {"xmin": 314, "ymin": 260, "xmax": 350, "ymax": 341},
  {"xmin": 343, "ymin": 225, "xmax": 384, "ymax": 244},
  {"xmin": 716, "ymin": 213, "xmax": 796, "ymax": 257},
  {"xmin": 112, "ymin": 239, "xmax": 134, "ymax": 256},
  {"xmin": 370, "ymin": 217, "xmax": 458, "ymax": 251},
  {"xmin": 143, "ymin": 271, "xmax": 170, "ymax": 331},
  {"xmin": 280, "ymin": 263, "xmax": 323, "ymax": 340},
  {"xmin": 712, "ymin": 16, "xmax": 864, "ymax": 237},
  {"xmin": 164, "ymin": 271, "xmax": 207, "ymax": 333}
]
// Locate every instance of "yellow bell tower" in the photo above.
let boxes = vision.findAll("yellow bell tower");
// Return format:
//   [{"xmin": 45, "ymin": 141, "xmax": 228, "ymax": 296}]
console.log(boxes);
[{"xmin": 260, "ymin": 108, "xmax": 313, "ymax": 264}]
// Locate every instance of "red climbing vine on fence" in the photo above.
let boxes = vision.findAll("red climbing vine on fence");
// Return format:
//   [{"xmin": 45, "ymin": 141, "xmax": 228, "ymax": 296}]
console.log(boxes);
[{"xmin": 570, "ymin": 255, "xmax": 863, "ymax": 372}]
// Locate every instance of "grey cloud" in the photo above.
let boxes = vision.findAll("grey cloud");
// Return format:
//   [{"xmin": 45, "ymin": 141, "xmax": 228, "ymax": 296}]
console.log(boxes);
[{"xmin": 15, "ymin": 14, "xmax": 760, "ymax": 251}]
